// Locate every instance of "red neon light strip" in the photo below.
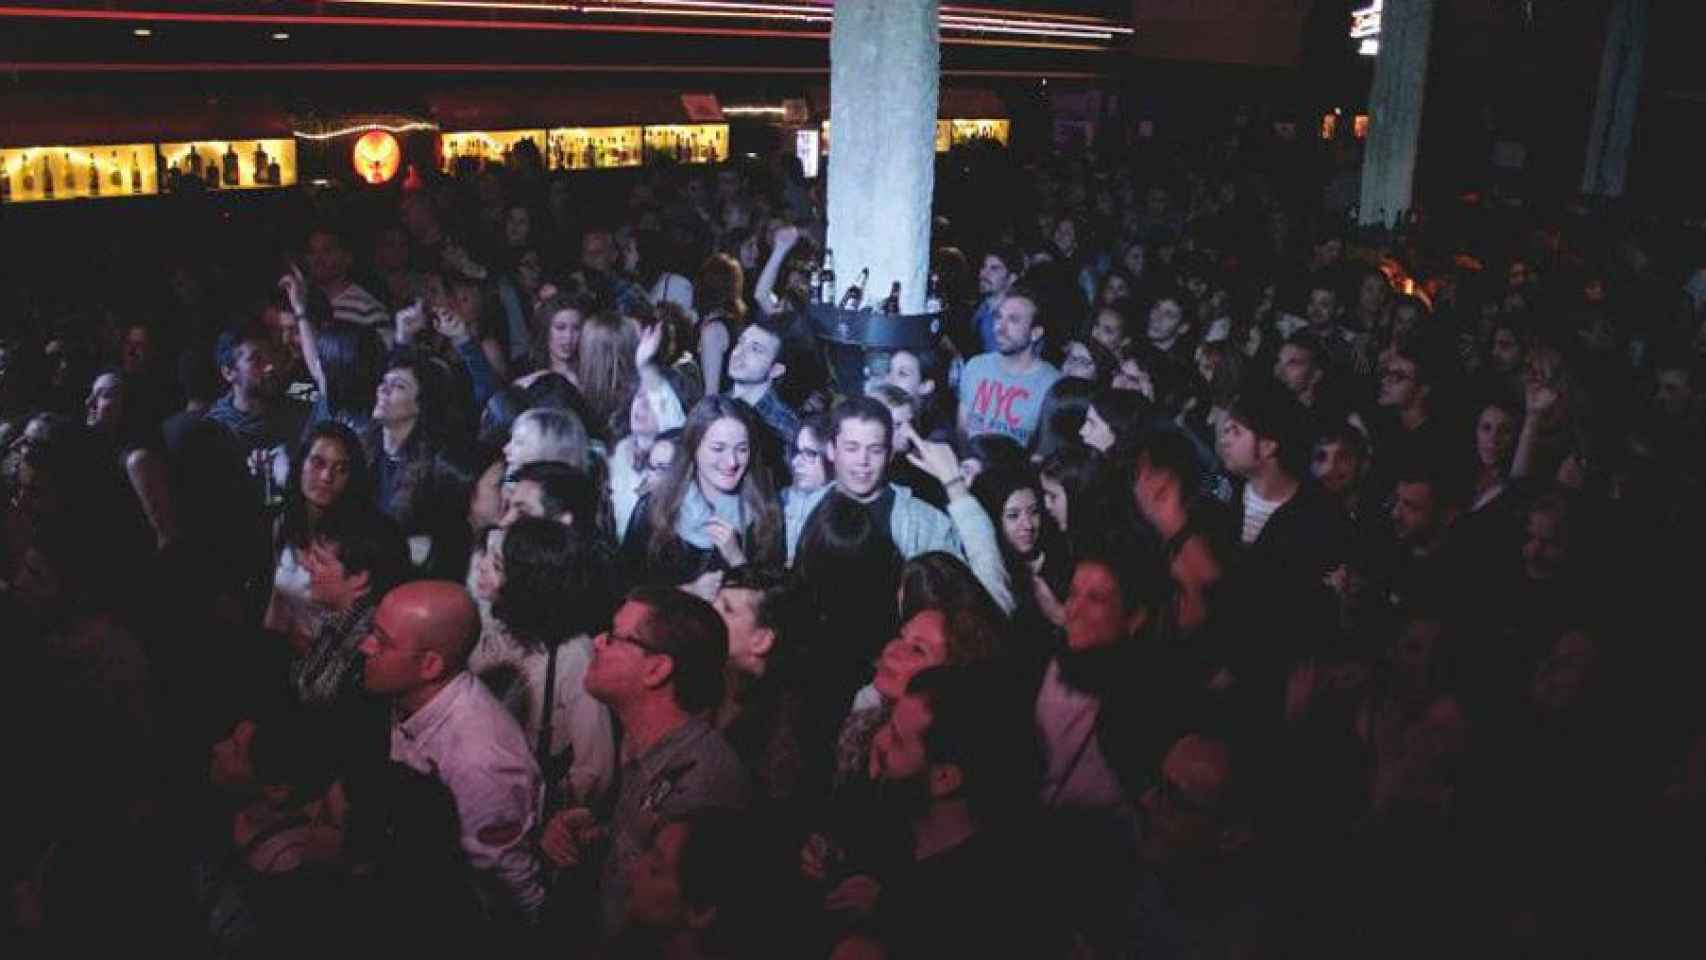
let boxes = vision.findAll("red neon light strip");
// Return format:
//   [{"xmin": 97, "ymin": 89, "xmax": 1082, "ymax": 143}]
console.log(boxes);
[{"xmin": 0, "ymin": 61, "xmax": 1104, "ymax": 79}]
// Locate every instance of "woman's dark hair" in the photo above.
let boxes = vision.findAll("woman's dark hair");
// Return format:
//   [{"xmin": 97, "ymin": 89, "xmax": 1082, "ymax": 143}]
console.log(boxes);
[
  {"xmin": 1039, "ymin": 444, "xmax": 1121, "ymax": 554},
  {"xmin": 494, "ymin": 517, "xmax": 610, "ymax": 646},
  {"xmin": 972, "ymin": 464, "xmax": 1047, "ymax": 559},
  {"xmin": 510, "ymin": 460, "xmax": 603, "ymax": 534},
  {"xmin": 280, "ymin": 420, "xmax": 372, "ymax": 550},
  {"xmin": 899, "ymin": 551, "xmax": 1006, "ymax": 628},
  {"xmin": 644, "ymin": 396, "xmax": 782, "ymax": 569},
  {"xmin": 960, "ymin": 433, "xmax": 1027, "ymax": 474},
  {"xmin": 1089, "ymin": 385, "xmax": 1154, "ymax": 457},
  {"xmin": 694, "ymin": 253, "xmax": 748, "ymax": 328},
  {"xmin": 1029, "ymin": 377, "xmax": 1094, "ymax": 461},
  {"xmin": 315, "ymin": 321, "xmax": 384, "ymax": 425},
  {"xmin": 383, "ymin": 346, "xmax": 450, "ymax": 441},
  {"xmin": 1095, "ymin": 267, "xmax": 1139, "ymax": 307},
  {"xmin": 796, "ymin": 492, "xmax": 903, "ymax": 667}
]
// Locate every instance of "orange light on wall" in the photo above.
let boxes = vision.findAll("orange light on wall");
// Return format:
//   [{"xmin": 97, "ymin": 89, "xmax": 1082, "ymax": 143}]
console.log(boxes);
[{"xmin": 353, "ymin": 130, "xmax": 401, "ymax": 185}]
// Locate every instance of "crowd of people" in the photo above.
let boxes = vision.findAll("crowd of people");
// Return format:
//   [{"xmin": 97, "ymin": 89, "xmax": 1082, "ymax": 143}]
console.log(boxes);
[{"xmin": 4, "ymin": 117, "xmax": 1705, "ymax": 957}]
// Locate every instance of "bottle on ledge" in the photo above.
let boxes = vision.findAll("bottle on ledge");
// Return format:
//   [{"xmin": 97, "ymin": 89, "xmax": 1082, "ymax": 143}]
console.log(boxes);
[
  {"xmin": 109, "ymin": 151, "xmax": 122, "ymax": 190},
  {"xmin": 1, "ymin": 160, "xmax": 11, "ymax": 202},
  {"xmin": 224, "ymin": 143, "xmax": 241, "ymax": 187},
  {"xmin": 838, "ymin": 267, "xmax": 869, "ymax": 311},
  {"xmin": 131, "ymin": 151, "xmax": 143, "ymax": 193},
  {"xmin": 253, "ymin": 142, "xmax": 271, "ymax": 185},
  {"xmin": 816, "ymin": 249, "xmax": 837, "ymax": 305},
  {"xmin": 42, "ymin": 154, "xmax": 54, "ymax": 199},
  {"xmin": 88, "ymin": 154, "xmax": 99, "ymax": 195},
  {"xmin": 880, "ymin": 282, "xmax": 901, "ymax": 315}
]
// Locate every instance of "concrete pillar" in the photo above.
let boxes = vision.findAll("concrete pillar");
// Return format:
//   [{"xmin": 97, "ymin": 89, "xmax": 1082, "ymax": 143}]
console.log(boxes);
[
  {"xmin": 1357, "ymin": 0, "xmax": 1435, "ymax": 226},
  {"xmin": 1581, "ymin": 0, "xmax": 1648, "ymax": 199},
  {"xmin": 826, "ymin": 0, "xmax": 939, "ymax": 314}
]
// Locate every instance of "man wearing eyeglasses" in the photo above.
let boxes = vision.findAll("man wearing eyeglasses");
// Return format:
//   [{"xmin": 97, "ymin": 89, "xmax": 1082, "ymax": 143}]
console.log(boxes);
[
  {"xmin": 358, "ymin": 580, "xmax": 546, "ymax": 922},
  {"xmin": 540, "ymin": 585, "xmax": 747, "ymax": 938}
]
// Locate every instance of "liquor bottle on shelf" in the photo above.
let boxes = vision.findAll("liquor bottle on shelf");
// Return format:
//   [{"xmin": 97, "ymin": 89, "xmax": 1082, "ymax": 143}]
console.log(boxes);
[
  {"xmin": 88, "ymin": 154, "xmax": 99, "ymax": 195},
  {"xmin": 187, "ymin": 144, "xmax": 203, "ymax": 177},
  {"xmin": 253, "ymin": 142, "xmax": 270, "ymax": 184},
  {"xmin": 1, "ymin": 160, "xmax": 10, "ymax": 202},
  {"xmin": 880, "ymin": 282, "xmax": 902, "ymax": 315},
  {"xmin": 42, "ymin": 154, "xmax": 54, "ymax": 199},
  {"xmin": 223, "ymin": 143, "xmax": 240, "ymax": 186},
  {"xmin": 62, "ymin": 153, "xmax": 76, "ymax": 195},
  {"xmin": 131, "ymin": 151, "xmax": 143, "ymax": 193},
  {"xmin": 206, "ymin": 153, "xmax": 221, "ymax": 188},
  {"xmin": 816, "ymin": 249, "xmax": 836, "ymax": 305},
  {"xmin": 23, "ymin": 155, "xmax": 36, "ymax": 195},
  {"xmin": 266, "ymin": 154, "xmax": 281, "ymax": 186},
  {"xmin": 108, "ymin": 152, "xmax": 122, "ymax": 190},
  {"xmin": 838, "ymin": 267, "xmax": 868, "ymax": 311},
  {"xmin": 583, "ymin": 140, "xmax": 596, "ymax": 170}
]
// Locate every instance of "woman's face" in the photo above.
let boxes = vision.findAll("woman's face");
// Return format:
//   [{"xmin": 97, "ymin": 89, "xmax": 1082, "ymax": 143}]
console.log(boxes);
[
  {"xmin": 373, "ymin": 367, "xmax": 422, "ymax": 425},
  {"xmin": 696, "ymin": 417, "xmax": 751, "ymax": 495},
  {"xmin": 1001, "ymin": 488, "xmax": 1043, "ymax": 557},
  {"xmin": 301, "ymin": 436, "xmax": 354, "ymax": 509},
  {"xmin": 630, "ymin": 391, "xmax": 660, "ymax": 438},
  {"xmin": 884, "ymin": 351, "xmax": 927, "ymax": 398},
  {"xmin": 790, "ymin": 425, "xmax": 828, "ymax": 492},
  {"xmin": 505, "ymin": 207, "xmax": 531, "ymax": 248},
  {"xmin": 873, "ymin": 610, "xmax": 950, "ymax": 701},
  {"xmin": 1476, "ymin": 406, "xmax": 1517, "ymax": 469},
  {"xmin": 1101, "ymin": 273, "xmax": 1131, "ymax": 307},
  {"xmin": 1080, "ymin": 405, "xmax": 1116, "ymax": 453},
  {"xmin": 641, "ymin": 439, "xmax": 677, "ymax": 497},
  {"xmin": 1122, "ymin": 245, "xmax": 1145, "ymax": 277},
  {"xmin": 474, "ymin": 528, "xmax": 505, "ymax": 602},
  {"xmin": 85, "ymin": 373, "xmax": 124, "ymax": 430},
  {"xmin": 548, "ymin": 309, "xmax": 583, "ymax": 367},
  {"xmin": 1053, "ymin": 219, "xmax": 1078, "ymax": 257},
  {"xmin": 504, "ymin": 417, "xmax": 548, "ymax": 473},
  {"xmin": 1062, "ymin": 340, "xmax": 1097, "ymax": 381},
  {"xmin": 1040, "ymin": 474, "xmax": 1069, "ymax": 532},
  {"xmin": 1491, "ymin": 328, "xmax": 1523, "ymax": 373}
]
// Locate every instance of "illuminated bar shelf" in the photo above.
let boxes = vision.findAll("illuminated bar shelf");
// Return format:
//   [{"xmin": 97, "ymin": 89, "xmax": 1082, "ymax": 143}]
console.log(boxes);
[
  {"xmin": 544, "ymin": 126, "xmax": 643, "ymax": 171},
  {"xmin": 0, "ymin": 142, "xmax": 159, "ymax": 204},
  {"xmin": 158, "ymin": 139, "xmax": 298, "ymax": 192},
  {"xmin": 640, "ymin": 124, "xmax": 729, "ymax": 166},
  {"xmin": 438, "ymin": 128, "xmax": 548, "ymax": 173}
]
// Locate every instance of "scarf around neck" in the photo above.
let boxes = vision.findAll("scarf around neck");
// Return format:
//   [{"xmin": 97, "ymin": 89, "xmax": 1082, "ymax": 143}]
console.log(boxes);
[{"xmin": 675, "ymin": 479, "xmax": 746, "ymax": 550}]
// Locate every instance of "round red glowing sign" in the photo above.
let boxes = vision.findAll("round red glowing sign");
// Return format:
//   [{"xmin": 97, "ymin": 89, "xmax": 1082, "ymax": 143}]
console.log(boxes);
[{"xmin": 353, "ymin": 130, "xmax": 401, "ymax": 185}]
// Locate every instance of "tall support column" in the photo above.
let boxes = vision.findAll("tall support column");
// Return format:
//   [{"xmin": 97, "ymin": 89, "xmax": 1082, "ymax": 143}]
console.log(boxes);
[
  {"xmin": 1357, "ymin": 0, "xmax": 1436, "ymax": 226},
  {"xmin": 1581, "ymin": 0, "xmax": 1648, "ymax": 199},
  {"xmin": 826, "ymin": 0, "xmax": 939, "ymax": 314}
]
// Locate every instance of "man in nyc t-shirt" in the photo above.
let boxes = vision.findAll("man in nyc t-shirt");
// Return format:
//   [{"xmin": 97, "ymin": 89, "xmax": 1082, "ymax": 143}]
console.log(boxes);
[{"xmin": 958, "ymin": 289, "xmax": 1061, "ymax": 447}]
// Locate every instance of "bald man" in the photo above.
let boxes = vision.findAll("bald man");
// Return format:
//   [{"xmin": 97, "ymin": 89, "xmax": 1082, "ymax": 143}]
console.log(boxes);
[{"xmin": 360, "ymin": 581, "xmax": 546, "ymax": 920}]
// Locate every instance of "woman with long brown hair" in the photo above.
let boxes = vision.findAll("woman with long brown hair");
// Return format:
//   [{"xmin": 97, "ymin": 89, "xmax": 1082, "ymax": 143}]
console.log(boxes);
[
  {"xmin": 572, "ymin": 310, "xmax": 640, "ymax": 442},
  {"xmin": 693, "ymin": 253, "xmax": 747, "ymax": 397},
  {"xmin": 620, "ymin": 395, "xmax": 782, "ymax": 597}
]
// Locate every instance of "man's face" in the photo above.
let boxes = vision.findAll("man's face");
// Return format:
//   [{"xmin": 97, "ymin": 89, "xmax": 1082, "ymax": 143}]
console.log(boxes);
[
  {"xmin": 303, "ymin": 537, "xmax": 368, "ymax": 609},
  {"xmin": 121, "ymin": 326, "xmax": 152, "ymax": 375},
  {"xmin": 624, "ymin": 820, "xmax": 690, "ymax": 930},
  {"xmin": 1390, "ymin": 481, "xmax": 1440, "ymax": 544},
  {"xmin": 1091, "ymin": 309, "xmax": 1127, "ymax": 352},
  {"xmin": 1490, "ymin": 328, "xmax": 1523, "ymax": 373},
  {"xmin": 830, "ymin": 416, "xmax": 889, "ymax": 498},
  {"xmin": 586, "ymin": 601, "xmax": 665, "ymax": 707},
  {"xmin": 1359, "ymin": 273, "xmax": 1389, "ymax": 315},
  {"xmin": 305, "ymin": 232, "xmax": 349, "ymax": 287},
  {"xmin": 993, "ymin": 295, "xmax": 1039, "ymax": 356},
  {"xmin": 1064, "ymin": 562, "xmax": 1138, "ymax": 653},
  {"xmin": 1216, "ymin": 416, "xmax": 1263, "ymax": 478},
  {"xmin": 1522, "ymin": 509, "xmax": 1568, "ymax": 581},
  {"xmin": 1378, "ymin": 355, "xmax": 1424, "ymax": 410},
  {"xmin": 358, "ymin": 602, "xmax": 427, "ymax": 697},
  {"xmin": 1311, "ymin": 440, "xmax": 1361, "ymax": 496},
  {"xmin": 1305, "ymin": 288, "xmax": 1337, "ymax": 331},
  {"xmin": 869, "ymin": 692, "xmax": 934, "ymax": 787},
  {"xmin": 1274, "ymin": 344, "xmax": 1319, "ymax": 397},
  {"xmin": 1147, "ymin": 299, "xmax": 1184, "ymax": 345},
  {"xmin": 978, "ymin": 255, "xmax": 1014, "ymax": 298},
  {"xmin": 727, "ymin": 325, "xmax": 782, "ymax": 386},
  {"xmin": 225, "ymin": 340, "xmax": 280, "ymax": 401},
  {"xmin": 715, "ymin": 587, "xmax": 773, "ymax": 678},
  {"xmin": 582, "ymin": 231, "xmax": 617, "ymax": 274},
  {"xmin": 1655, "ymin": 369, "xmax": 1695, "ymax": 419},
  {"xmin": 873, "ymin": 609, "xmax": 950, "ymax": 701},
  {"xmin": 500, "ymin": 479, "xmax": 552, "ymax": 528}
]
